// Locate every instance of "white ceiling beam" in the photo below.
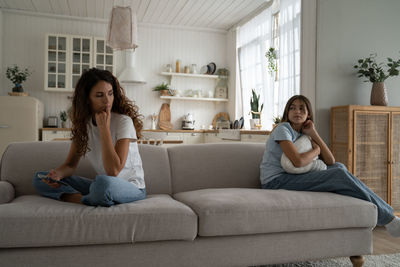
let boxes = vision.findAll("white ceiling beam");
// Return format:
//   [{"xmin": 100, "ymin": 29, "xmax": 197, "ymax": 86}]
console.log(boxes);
[
  {"xmin": 206, "ymin": 0, "xmax": 242, "ymax": 28},
  {"xmin": 185, "ymin": 0, "xmax": 215, "ymax": 27},
  {"xmin": 164, "ymin": 0, "xmax": 186, "ymax": 25},
  {"xmin": 170, "ymin": 0, "xmax": 192, "ymax": 25}
]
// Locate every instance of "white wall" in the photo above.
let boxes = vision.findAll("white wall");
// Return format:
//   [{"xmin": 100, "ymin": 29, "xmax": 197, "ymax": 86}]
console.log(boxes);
[
  {"xmin": 316, "ymin": 0, "xmax": 400, "ymax": 142},
  {"xmin": 0, "ymin": 10, "xmax": 3, "ymax": 88},
  {"xmin": 1, "ymin": 11, "xmax": 228, "ymax": 129}
]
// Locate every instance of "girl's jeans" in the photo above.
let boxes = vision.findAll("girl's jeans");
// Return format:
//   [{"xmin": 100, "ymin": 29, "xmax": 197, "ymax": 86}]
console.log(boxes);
[
  {"xmin": 262, "ymin": 162, "xmax": 394, "ymax": 226},
  {"xmin": 33, "ymin": 171, "xmax": 146, "ymax": 207}
]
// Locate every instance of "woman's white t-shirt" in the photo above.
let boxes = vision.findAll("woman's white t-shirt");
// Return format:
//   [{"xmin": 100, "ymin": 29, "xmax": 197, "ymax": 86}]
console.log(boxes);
[{"xmin": 86, "ymin": 112, "xmax": 145, "ymax": 189}]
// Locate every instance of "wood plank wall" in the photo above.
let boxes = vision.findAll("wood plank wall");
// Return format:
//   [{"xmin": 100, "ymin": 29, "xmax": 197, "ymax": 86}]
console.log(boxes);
[{"xmin": 0, "ymin": 11, "xmax": 229, "ymax": 129}]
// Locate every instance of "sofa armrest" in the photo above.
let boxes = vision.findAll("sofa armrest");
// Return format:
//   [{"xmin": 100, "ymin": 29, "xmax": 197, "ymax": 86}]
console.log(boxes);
[{"xmin": 0, "ymin": 181, "xmax": 15, "ymax": 203}]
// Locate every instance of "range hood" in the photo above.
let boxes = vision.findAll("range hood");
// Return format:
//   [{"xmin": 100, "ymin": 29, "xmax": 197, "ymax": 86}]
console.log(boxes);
[{"xmin": 118, "ymin": 49, "xmax": 146, "ymax": 84}]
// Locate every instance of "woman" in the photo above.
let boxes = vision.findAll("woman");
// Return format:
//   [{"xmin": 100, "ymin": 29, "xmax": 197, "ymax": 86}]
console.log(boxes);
[
  {"xmin": 260, "ymin": 95, "xmax": 400, "ymax": 237},
  {"xmin": 33, "ymin": 68, "xmax": 146, "ymax": 207}
]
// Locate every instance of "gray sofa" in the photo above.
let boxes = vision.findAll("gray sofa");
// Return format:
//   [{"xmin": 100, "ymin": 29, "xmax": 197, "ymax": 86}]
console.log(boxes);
[{"xmin": 0, "ymin": 141, "xmax": 377, "ymax": 267}]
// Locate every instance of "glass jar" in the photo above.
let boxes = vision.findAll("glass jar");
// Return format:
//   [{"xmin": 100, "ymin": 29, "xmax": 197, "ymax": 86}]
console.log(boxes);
[
  {"xmin": 190, "ymin": 64, "xmax": 197, "ymax": 74},
  {"xmin": 165, "ymin": 64, "xmax": 172, "ymax": 72}
]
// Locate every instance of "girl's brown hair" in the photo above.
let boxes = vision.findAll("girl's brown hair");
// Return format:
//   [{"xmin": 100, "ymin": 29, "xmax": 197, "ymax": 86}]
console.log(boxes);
[
  {"xmin": 281, "ymin": 95, "xmax": 314, "ymax": 123},
  {"xmin": 70, "ymin": 68, "xmax": 143, "ymax": 155}
]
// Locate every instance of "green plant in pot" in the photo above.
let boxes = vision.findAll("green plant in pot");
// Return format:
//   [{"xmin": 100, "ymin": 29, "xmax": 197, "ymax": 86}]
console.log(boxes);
[
  {"xmin": 153, "ymin": 82, "xmax": 171, "ymax": 96},
  {"xmin": 265, "ymin": 47, "xmax": 278, "ymax": 75},
  {"xmin": 59, "ymin": 111, "xmax": 68, "ymax": 128},
  {"xmin": 250, "ymin": 89, "xmax": 264, "ymax": 129},
  {"xmin": 354, "ymin": 53, "xmax": 400, "ymax": 105},
  {"xmin": 272, "ymin": 115, "xmax": 282, "ymax": 129},
  {"xmin": 6, "ymin": 65, "xmax": 31, "ymax": 93}
]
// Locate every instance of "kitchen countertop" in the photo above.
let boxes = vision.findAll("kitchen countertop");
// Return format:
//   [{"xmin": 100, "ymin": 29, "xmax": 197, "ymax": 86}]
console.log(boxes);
[
  {"xmin": 143, "ymin": 129, "xmax": 271, "ymax": 135},
  {"xmin": 41, "ymin": 128, "xmax": 271, "ymax": 135}
]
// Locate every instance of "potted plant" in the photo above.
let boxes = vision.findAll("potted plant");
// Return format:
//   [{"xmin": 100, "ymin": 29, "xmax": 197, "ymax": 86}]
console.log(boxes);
[
  {"xmin": 6, "ymin": 65, "xmax": 32, "ymax": 93},
  {"xmin": 250, "ymin": 89, "xmax": 264, "ymax": 129},
  {"xmin": 265, "ymin": 47, "xmax": 278, "ymax": 75},
  {"xmin": 272, "ymin": 115, "xmax": 282, "ymax": 129},
  {"xmin": 153, "ymin": 82, "xmax": 171, "ymax": 96},
  {"xmin": 354, "ymin": 53, "xmax": 400, "ymax": 105},
  {"xmin": 59, "ymin": 111, "xmax": 68, "ymax": 128}
]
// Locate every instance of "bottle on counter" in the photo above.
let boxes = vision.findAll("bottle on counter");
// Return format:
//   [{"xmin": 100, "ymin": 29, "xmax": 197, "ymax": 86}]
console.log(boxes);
[{"xmin": 176, "ymin": 60, "xmax": 181, "ymax": 73}]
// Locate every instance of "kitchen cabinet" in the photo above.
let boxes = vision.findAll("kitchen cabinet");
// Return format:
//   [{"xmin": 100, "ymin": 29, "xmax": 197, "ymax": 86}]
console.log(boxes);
[
  {"xmin": 71, "ymin": 35, "xmax": 92, "ymax": 89},
  {"xmin": 241, "ymin": 133, "xmax": 269, "ymax": 143},
  {"xmin": 331, "ymin": 105, "xmax": 400, "ymax": 215},
  {"xmin": 41, "ymin": 128, "xmax": 71, "ymax": 141},
  {"xmin": 94, "ymin": 38, "xmax": 115, "ymax": 73},
  {"xmin": 183, "ymin": 132, "xmax": 204, "ymax": 144},
  {"xmin": 45, "ymin": 34, "xmax": 115, "ymax": 92},
  {"xmin": 45, "ymin": 34, "xmax": 68, "ymax": 91},
  {"xmin": 160, "ymin": 72, "xmax": 227, "ymax": 102}
]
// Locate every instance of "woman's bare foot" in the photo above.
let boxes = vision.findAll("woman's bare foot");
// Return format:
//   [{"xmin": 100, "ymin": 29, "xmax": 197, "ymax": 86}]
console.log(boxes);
[{"xmin": 61, "ymin": 193, "xmax": 83, "ymax": 204}]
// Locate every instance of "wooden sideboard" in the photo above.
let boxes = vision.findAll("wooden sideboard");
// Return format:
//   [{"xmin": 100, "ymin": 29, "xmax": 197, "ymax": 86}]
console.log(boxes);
[{"xmin": 331, "ymin": 105, "xmax": 400, "ymax": 214}]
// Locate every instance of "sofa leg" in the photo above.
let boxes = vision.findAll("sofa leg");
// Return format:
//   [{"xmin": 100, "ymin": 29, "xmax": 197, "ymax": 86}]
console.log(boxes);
[{"xmin": 350, "ymin": 256, "xmax": 365, "ymax": 267}]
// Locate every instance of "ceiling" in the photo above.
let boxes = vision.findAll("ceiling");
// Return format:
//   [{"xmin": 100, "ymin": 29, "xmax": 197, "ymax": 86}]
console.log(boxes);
[{"xmin": 0, "ymin": 0, "xmax": 269, "ymax": 31}]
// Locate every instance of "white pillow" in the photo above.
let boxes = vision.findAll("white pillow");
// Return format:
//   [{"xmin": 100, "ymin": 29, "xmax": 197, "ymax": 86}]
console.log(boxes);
[{"xmin": 281, "ymin": 135, "xmax": 327, "ymax": 174}]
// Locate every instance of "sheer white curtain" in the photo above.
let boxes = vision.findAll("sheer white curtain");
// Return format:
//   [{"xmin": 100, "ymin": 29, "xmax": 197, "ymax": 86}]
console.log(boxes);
[
  {"xmin": 277, "ymin": 0, "xmax": 301, "ymax": 115},
  {"xmin": 237, "ymin": 8, "xmax": 273, "ymax": 129},
  {"xmin": 237, "ymin": 0, "xmax": 301, "ymax": 129}
]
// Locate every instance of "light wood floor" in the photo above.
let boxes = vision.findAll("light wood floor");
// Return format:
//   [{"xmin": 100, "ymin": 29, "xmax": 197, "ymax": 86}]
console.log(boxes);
[{"xmin": 373, "ymin": 226, "xmax": 400, "ymax": 254}]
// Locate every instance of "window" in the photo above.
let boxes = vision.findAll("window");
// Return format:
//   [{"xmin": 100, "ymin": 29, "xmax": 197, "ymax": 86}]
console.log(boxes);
[{"xmin": 237, "ymin": 0, "xmax": 301, "ymax": 129}]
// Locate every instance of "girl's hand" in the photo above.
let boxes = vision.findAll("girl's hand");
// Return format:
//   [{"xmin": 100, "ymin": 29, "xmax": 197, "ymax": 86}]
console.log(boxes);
[
  {"xmin": 302, "ymin": 119, "xmax": 317, "ymax": 138},
  {"xmin": 311, "ymin": 139, "xmax": 321, "ymax": 155},
  {"xmin": 95, "ymin": 107, "xmax": 111, "ymax": 130}
]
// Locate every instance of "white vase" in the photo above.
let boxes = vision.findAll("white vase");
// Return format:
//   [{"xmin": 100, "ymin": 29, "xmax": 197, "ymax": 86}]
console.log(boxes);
[{"xmin": 250, "ymin": 119, "xmax": 259, "ymax": 130}]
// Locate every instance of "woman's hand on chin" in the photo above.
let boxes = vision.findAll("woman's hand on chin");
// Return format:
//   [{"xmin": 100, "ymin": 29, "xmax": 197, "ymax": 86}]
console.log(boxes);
[{"xmin": 95, "ymin": 107, "xmax": 111, "ymax": 130}]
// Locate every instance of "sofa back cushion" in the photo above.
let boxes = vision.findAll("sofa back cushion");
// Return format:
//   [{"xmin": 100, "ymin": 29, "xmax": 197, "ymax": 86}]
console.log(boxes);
[
  {"xmin": 167, "ymin": 143, "xmax": 265, "ymax": 193},
  {"xmin": 0, "ymin": 142, "xmax": 172, "ymax": 196}
]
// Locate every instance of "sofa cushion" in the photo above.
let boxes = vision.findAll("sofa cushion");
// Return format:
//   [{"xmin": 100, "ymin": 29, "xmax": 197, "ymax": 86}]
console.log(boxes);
[
  {"xmin": 0, "ymin": 194, "xmax": 197, "ymax": 248},
  {"xmin": 0, "ymin": 142, "xmax": 172, "ymax": 196},
  {"xmin": 168, "ymin": 143, "xmax": 265, "ymax": 193},
  {"xmin": 174, "ymin": 188, "xmax": 377, "ymax": 237}
]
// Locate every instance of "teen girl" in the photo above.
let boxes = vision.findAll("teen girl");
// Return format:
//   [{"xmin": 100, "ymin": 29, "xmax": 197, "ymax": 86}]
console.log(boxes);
[
  {"xmin": 33, "ymin": 68, "xmax": 146, "ymax": 207},
  {"xmin": 260, "ymin": 95, "xmax": 400, "ymax": 237}
]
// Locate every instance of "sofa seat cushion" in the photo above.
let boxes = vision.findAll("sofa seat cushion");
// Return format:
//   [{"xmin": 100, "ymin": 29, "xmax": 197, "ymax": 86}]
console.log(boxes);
[
  {"xmin": 0, "ymin": 194, "xmax": 197, "ymax": 248},
  {"xmin": 174, "ymin": 188, "xmax": 377, "ymax": 237}
]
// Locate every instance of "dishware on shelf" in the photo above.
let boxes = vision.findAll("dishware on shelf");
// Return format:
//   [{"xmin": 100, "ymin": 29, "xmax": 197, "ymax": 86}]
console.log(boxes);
[
  {"xmin": 200, "ymin": 65, "xmax": 209, "ymax": 74},
  {"xmin": 207, "ymin": 62, "xmax": 216, "ymax": 74},
  {"xmin": 190, "ymin": 64, "xmax": 197, "ymax": 74}
]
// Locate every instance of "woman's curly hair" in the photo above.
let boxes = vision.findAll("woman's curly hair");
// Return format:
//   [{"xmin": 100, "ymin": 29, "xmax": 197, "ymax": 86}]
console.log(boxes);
[{"xmin": 69, "ymin": 68, "xmax": 143, "ymax": 156}]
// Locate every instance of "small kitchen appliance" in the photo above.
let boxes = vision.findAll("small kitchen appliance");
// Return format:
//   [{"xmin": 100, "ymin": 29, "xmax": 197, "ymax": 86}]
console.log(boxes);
[
  {"xmin": 47, "ymin": 116, "xmax": 58, "ymax": 128},
  {"xmin": 182, "ymin": 113, "xmax": 195, "ymax": 130}
]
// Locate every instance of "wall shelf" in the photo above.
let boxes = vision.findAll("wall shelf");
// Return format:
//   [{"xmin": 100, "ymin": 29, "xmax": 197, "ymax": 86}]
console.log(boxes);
[
  {"xmin": 160, "ymin": 96, "xmax": 228, "ymax": 102},
  {"xmin": 160, "ymin": 72, "xmax": 219, "ymax": 79}
]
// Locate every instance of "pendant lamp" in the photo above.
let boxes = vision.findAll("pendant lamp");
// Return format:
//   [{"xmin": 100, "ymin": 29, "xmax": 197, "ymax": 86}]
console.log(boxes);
[{"xmin": 106, "ymin": 6, "xmax": 145, "ymax": 84}]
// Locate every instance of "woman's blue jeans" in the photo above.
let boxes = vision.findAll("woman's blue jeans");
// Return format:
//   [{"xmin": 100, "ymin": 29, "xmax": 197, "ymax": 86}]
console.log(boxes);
[
  {"xmin": 33, "ymin": 171, "xmax": 146, "ymax": 207},
  {"xmin": 262, "ymin": 162, "xmax": 394, "ymax": 226}
]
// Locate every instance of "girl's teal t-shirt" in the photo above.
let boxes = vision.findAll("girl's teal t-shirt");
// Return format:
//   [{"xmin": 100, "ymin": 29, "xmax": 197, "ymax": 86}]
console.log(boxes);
[{"xmin": 260, "ymin": 122, "xmax": 302, "ymax": 185}]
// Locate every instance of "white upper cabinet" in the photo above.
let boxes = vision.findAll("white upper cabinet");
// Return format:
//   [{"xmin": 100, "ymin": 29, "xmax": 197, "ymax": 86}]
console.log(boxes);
[
  {"xmin": 44, "ymin": 34, "xmax": 115, "ymax": 92},
  {"xmin": 94, "ymin": 38, "xmax": 115, "ymax": 74},
  {"xmin": 45, "ymin": 34, "xmax": 68, "ymax": 91}
]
